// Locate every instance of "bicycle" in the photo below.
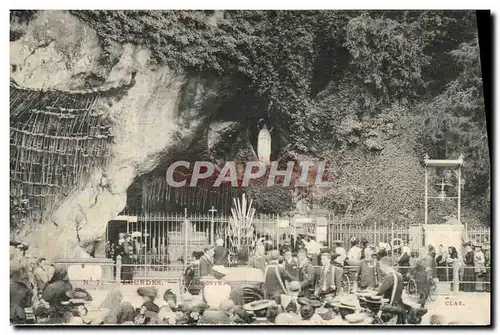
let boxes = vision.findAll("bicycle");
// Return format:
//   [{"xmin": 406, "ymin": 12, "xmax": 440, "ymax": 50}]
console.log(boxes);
[
  {"xmin": 341, "ymin": 267, "xmax": 351, "ymax": 294},
  {"xmin": 405, "ymin": 278, "xmax": 418, "ymax": 299},
  {"xmin": 428, "ymin": 278, "xmax": 437, "ymax": 302}
]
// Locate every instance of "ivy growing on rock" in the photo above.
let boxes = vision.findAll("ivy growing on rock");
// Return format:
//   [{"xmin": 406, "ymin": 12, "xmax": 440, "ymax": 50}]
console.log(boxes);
[{"xmin": 53, "ymin": 11, "xmax": 489, "ymax": 222}]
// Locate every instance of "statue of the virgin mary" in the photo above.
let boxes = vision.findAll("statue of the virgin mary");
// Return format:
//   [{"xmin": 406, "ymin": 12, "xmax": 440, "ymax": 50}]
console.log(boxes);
[{"xmin": 257, "ymin": 124, "xmax": 271, "ymax": 165}]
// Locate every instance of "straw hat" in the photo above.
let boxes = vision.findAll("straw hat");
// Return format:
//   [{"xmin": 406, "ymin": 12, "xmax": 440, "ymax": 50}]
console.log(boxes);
[
  {"xmin": 355, "ymin": 289, "xmax": 378, "ymax": 297},
  {"xmin": 357, "ymin": 295, "xmax": 389, "ymax": 305},
  {"xmin": 345, "ymin": 312, "xmax": 371, "ymax": 324},
  {"xmin": 243, "ymin": 300, "xmax": 274, "ymax": 312},
  {"xmin": 328, "ymin": 297, "xmax": 360, "ymax": 310},
  {"xmin": 297, "ymin": 297, "xmax": 322, "ymax": 308},
  {"xmin": 288, "ymin": 281, "xmax": 301, "ymax": 293}
]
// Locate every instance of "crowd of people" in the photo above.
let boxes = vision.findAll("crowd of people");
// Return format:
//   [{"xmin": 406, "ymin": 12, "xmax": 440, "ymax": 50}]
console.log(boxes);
[{"xmin": 10, "ymin": 234, "xmax": 490, "ymax": 325}]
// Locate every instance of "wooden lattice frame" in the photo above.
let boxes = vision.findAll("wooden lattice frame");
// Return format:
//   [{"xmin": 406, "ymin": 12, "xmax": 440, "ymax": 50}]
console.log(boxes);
[{"xmin": 9, "ymin": 81, "xmax": 119, "ymax": 227}]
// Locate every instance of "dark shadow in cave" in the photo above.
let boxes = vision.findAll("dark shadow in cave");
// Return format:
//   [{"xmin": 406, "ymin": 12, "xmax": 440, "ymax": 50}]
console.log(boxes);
[{"xmin": 121, "ymin": 79, "xmax": 287, "ymax": 216}]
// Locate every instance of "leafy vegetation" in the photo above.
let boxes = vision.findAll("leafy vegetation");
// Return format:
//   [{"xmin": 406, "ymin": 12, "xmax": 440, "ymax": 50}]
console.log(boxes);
[
  {"xmin": 247, "ymin": 184, "xmax": 293, "ymax": 214},
  {"xmin": 15, "ymin": 10, "xmax": 487, "ymax": 222}
]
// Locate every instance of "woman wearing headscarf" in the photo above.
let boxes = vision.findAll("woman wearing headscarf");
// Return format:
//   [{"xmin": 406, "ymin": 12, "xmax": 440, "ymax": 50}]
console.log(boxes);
[
  {"xmin": 99, "ymin": 289, "xmax": 124, "ymax": 324},
  {"xmin": 474, "ymin": 244, "xmax": 486, "ymax": 292},
  {"xmin": 41, "ymin": 265, "xmax": 72, "ymax": 306},
  {"xmin": 38, "ymin": 265, "xmax": 72, "ymax": 323},
  {"xmin": 116, "ymin": 302, "xmax": 136, "ymax": 324}
]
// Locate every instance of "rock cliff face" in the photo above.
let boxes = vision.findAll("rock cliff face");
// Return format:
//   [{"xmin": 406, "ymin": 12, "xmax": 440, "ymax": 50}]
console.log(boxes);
[{"xmin": 11, "ymin": 11, "xmax": 225, "ymax": 259}]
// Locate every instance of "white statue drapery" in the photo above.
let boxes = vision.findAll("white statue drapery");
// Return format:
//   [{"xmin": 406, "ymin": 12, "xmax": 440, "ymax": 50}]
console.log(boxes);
[{"xmin": 257, "ymin": 124, "xmax": 271, "ymax": 165}]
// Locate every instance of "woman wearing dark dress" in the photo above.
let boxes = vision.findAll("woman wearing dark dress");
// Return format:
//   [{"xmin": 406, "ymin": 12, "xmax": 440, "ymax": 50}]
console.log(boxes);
[
  {"xmin": 462, "ymin": 244, "xmax": 475, "ymax": 292},
  {"xmin": 42, "ymin": 265, "xmax": 72, "ymax": 306},
  {"xmin": 120, "ymin": 235, "xmax": 134, "ymax": 283},
  {"xmin": 446, "ymin": 247, "xmax": 459, "ymax": 291},
  {"xmin": 435, "ymin": 245, "xmax": 448, "ymax": 281}
]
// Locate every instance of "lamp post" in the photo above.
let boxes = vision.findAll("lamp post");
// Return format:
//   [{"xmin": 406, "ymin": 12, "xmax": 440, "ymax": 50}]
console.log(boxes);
[
  {"xmin": 184, "ymin": 207, "xmax": 188, "ymax": 269},
  {"xmin": 209, "ymin": 206, "xmax": 217, "ymax": 245}
]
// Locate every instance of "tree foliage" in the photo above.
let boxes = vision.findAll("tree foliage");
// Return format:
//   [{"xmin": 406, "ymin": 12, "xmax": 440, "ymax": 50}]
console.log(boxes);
[{"xmin": 416, "ymin": 37, "xmax": 489, "ymax": 221}]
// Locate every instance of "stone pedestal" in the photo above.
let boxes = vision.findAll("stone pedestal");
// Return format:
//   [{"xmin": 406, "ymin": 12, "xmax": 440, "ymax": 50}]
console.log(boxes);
[
  {"xmin": 422, "ymin": 224, "xmax": 464, "ymax": 251},
  {"xmin": 55, "ymin": 258, "xmax": 115, "ymax": 281}
]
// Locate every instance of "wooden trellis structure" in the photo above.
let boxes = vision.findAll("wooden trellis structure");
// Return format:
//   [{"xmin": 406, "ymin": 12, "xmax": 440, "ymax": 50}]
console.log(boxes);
[
  {"xmin": 140, "ymin": 177, "xmax": 241, "ymax": 213},
  {"xmin": 9, "ymin": 80, "xmax": 124, "ymax": 226}
]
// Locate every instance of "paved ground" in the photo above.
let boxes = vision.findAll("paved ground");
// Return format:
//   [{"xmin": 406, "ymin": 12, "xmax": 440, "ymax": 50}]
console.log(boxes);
[
  {"xmin": 84, "ymin": 283, "xmax": 490, "ymax": 325},
  {"xmin": 419, "ymin": 292, "xmax": 490, "ymax": 325}
]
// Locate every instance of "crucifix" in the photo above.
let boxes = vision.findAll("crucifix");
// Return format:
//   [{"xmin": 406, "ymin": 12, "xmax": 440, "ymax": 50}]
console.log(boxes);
[
  {"xmin": 209, "ymin": 206, "xmax": 217, "ymax": 245},
  {"xmin": 424, "ymin": 154, "xmax": 464, "ymax": 226},
  {"xmin": 436, "ymin": 177, "xmax": 451, "ymax": 201}
]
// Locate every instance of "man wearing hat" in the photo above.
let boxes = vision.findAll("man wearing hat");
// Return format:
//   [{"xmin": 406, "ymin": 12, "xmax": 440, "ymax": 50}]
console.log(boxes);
[
  {"xmin": 264, "ymin": 250, "xmax": 296, "ymax": 298},
  {"xmin": 119, "ymin": 234, "xmax": 134, "ymax": 282},
  {"xmin": 360, "ymin": 238, "xmax": 369, "ymax": 260},
  {"xmin": 314, "ymin": 250, "xmax": 343, "ymax": 298},
  {"xmin": 297, "ymin": 248, "xmax": 317, "ymax": 297},
  {"xmin": 356, "ymin": 245, "xmax": 380, "ymax": 290},
  {"xmin": 199, "ymin": 246, "xmax": 215, "ymax": 277}
]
